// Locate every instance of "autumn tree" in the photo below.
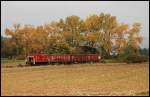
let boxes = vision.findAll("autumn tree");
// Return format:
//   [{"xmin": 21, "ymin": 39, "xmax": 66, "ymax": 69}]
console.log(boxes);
[
  {"xmin": 84, "ymin": 13, "xmax": 118, "ymax": 58},
  {"xmin": 2, "ymin": 13, "xmax": 143, "ymax": 59},
  {"xmin": 112, "ymin": 23, "xmax": 129, "ymax": 54},
  {"xmin": 56, "ymin": 15, "xmax": 84, "ymax": 47},
  {"xmin": 126, "ymin": 23, "xmax": 143, "ymax": 55},
  {"xmin": 5, "ymin": 24, "xmax": 25, "ymax": 58}
]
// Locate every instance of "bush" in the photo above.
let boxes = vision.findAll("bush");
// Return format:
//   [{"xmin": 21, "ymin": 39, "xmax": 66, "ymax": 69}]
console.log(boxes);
[
  {"xmin": 124, "ymin": 55, "xmax": 148, "ymax": 63},
  {"xmin": 15, "ymin": 55, "xmax": 25, "ymax": 60},
  {"xmin": 100, "ymin": 58, "xmax": 106, "ymax": 63}
]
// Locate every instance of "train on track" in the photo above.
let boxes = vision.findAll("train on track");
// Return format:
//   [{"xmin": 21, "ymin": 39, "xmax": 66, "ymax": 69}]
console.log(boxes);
[{"xmin": 25, "ymin": 54, "xmax": 101, "ymax": 65}]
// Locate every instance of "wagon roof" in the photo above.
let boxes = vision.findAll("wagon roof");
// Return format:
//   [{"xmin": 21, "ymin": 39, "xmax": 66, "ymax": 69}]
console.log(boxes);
[{"xmin": 27, "ymin": 53, "xmax": 100, "ymax": 56}]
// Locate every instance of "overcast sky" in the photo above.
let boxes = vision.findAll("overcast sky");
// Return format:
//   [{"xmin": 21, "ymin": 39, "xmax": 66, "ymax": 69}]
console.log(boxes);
[{"xmin": 1, "ymin": 1, "xmax": 149, "ymax": 48}]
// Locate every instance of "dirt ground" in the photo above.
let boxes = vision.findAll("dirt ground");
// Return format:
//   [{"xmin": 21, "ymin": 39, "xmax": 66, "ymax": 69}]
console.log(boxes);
[{"xmin": 1, "ymin": 63, "xmax": 149, "ymax": 96}]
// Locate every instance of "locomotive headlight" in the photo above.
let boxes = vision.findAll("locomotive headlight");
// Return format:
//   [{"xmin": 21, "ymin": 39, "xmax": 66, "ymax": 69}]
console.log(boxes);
[{"xmin": 98, "ymin": 56, "xmax": 101, "ymax": 59}]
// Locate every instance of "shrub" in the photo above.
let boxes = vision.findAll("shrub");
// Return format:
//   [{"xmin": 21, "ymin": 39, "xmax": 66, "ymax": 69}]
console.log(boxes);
[
  {"xmin": 100, "ymin": 57, "xmax": 106, "ymax": 63},
  {"xmin": 124, "ymin": 55, "xmax": 148, "ymax": 63}
]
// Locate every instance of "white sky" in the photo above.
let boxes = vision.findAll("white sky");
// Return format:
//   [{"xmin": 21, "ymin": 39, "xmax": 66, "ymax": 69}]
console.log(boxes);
[{"xmin": 1, "ymin": 1, "xmax": 149, "ymax": 48}]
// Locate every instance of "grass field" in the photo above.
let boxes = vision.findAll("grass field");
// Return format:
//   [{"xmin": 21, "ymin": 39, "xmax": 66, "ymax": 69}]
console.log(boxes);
[
  {"xmin": 1, "ymin": 59, "xmax": 25, "ymax": 67},
  {"xmin": 1, "ymin": 62, "xmax": 149, "ymax": 96}
]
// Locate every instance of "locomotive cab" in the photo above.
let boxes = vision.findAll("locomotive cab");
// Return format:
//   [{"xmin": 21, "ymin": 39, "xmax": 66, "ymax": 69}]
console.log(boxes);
[
  {"xmin": 26, "ymin": 54, "xmax": 49, "ymax": 65},
  {"xmin": 26, "ymin": 56, "xmax": 35, "ymax": 65}
]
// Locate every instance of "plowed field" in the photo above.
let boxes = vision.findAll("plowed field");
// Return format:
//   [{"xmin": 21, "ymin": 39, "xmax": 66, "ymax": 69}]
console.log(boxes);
[{"xmin": 1, "ymin": 63, "xmax": 149, "ymax": 96}]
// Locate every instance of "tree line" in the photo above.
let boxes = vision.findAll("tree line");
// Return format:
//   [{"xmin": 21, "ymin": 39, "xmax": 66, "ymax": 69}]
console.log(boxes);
[{"xmin": 1, "ymin": 13, "xmax": 146, "ymax": 61}]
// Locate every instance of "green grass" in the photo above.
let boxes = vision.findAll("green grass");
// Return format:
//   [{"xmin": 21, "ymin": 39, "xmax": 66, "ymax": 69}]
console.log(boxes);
[
  {"xmin": 104, "ymin": 59, "xmax": 123, "ymax": 63},
  {"xmin": 1, "ymin": 59, "xmax": 25, "ymax": 67}
]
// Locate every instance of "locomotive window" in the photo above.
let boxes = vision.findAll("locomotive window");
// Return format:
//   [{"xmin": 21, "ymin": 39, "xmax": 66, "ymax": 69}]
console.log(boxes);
[{"xmin": 28, "ymin": 57, "xmax": 33, "ymax": 62}]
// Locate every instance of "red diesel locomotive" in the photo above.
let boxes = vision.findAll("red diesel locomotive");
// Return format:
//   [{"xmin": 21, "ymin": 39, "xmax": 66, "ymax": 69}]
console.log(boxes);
[{"xmin": 25, "ymin": 54, "xmax": 101, "ymax": 65}]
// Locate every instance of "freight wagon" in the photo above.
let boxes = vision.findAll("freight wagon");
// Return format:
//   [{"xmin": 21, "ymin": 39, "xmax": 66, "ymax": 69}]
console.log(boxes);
[{"xmin": 25, "ymin": 54, "xmax": 101, "ymax": 65}]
